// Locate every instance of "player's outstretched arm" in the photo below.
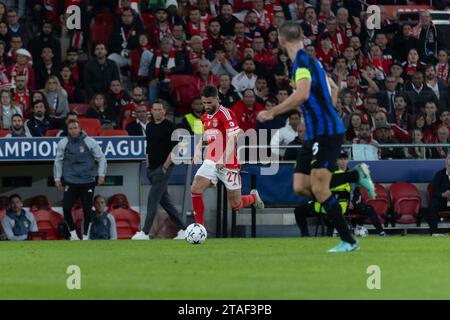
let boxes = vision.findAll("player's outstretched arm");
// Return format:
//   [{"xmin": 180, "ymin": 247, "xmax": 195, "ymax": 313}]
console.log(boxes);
[
  {"xmin": 327, "ymin": 76, "xmax": 339, "ymax": 107},
  {"xmin": 257, "ymin": 78, "xmax": 311, "ymax": 122}
]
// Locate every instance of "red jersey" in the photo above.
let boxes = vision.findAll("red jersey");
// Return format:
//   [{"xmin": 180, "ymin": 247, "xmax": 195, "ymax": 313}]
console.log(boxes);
[{"xmin": 201, "ymin": 105, "xmax": 241, "ymax": 169}]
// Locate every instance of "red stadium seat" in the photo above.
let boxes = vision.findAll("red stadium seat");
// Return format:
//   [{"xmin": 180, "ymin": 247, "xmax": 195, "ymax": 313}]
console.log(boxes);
[
  {"xmin": 168, "ymin": 75, "xmax": 196, "ymax": 114},
  {"xmin": 78, "ymin": 118, "xmax": 102, "ymax": 136},
  {"xmin": 121, "ymin": 117, "xmax": 135, "ymax": 130},
  {"xmin": 108, "ymin": 193, "xmax": 130, "ymax": 210},
  {"xmin": 32, "ymin": 210, "xmax": 65, "ymax": 240},
  {"xmin": 427, "ymin": 183, "xmax": 450, "ymax": 218},
  {"xmin": 109, "ymin": 208, "xmax": 141, "ymax": 239},
  {"xmin": 390, "ymin": 182, "xmax": 421, "ymax": 224},
  {"xmin": 69, "ymin": 103, "xmax": 90, "ymax": 116},
  {"xmin": 30, "ymin": 195, "xmax": 51, "ymax": 212},
  {"xmin": 140, "ymin": 12, "xmax": 155, "ymax": 30},
  {"xmin": 99, "ymin": 129, "xmax": 129, "ymax": 136},
  {"xmin": 0, "ymin": 129, "xmax": 10, "ymax": 137},
  {"xmin": 95, "ymin": 12, "xmax": 113, "ymax": 25},
  {"xmin": 360, "ymin": 184, "xmax": 389, "ymax": 224},
  {"xmin": 0, "ymin": 195, "xmax": 8, "ymax": 221},
  {"xmin": 45, "ymin": 129, "xmax": 60, "ymax": 137},
  {"xmin": 90, "ymin": 22, "xmax": 113, "ymax": 46}
]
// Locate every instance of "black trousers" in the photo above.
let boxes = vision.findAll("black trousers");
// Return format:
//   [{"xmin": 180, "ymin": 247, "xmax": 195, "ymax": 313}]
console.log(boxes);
[
  {"xmin": 428, "ymin": 198, "xmax": 449, "ymax": 234},
  {"xmin": 350, "ymin": 203, "xmax": 384, "ymax": 234},
  {"xmin": 63, "ymin": 183, "xmax": 95, "ymax": 235},
  {"xmin": 294, "ymin": 202, "xmax": 334, "ymax": 237}
]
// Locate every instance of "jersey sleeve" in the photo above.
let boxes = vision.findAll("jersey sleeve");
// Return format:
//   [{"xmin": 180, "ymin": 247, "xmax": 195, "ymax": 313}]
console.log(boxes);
[
  {"xmin": 220, "ymin": 108, "xmax": 241, "ymax": 137},
  {"xmin": 293, "ymin": 55, "xmax": 312, "ymax": 84}
]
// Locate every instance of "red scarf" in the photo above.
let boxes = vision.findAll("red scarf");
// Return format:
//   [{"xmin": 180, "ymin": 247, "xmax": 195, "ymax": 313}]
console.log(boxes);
[
  {"xmin": 63, "ymin": 80, "xmax": 76, "ymax": 100},
  {"xmin": 437, "ymin": 63, "xmax": 449, "ymax": 81},
  {"xmin": 14, "ymin": 88, "xmax": 30, "ymax": 116},
  {"xmin": 154, "ymin": 49, "xmax": 176, "ymax": 79}
]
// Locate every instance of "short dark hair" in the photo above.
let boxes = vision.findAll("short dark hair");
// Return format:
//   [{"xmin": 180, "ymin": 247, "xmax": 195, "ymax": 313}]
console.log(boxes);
[
  {"xmin": 279, "ymin": 21, "xmax": 303, "ymax": 43},
  {"xmin": 94, "ymin": 194, "xmax": 106, "ymax": 202},
  {"xmin": 66, "ymin": 47, "xmax": 78, "ymax": 55},
  {"xmin": 153, "ymin": 99, "xmax": 169, "ymax": 109},
  {"xmin": 201, "ymin": 85, "xmax": 218, "ymax": 98},
  {"xmin": 67, "ymin": 119, "xmax": 80, "ymax": 127},
  {"xmin": 11, "ymin": 113, "xmax": 23, "ymax": 121},
  {"xmin": 424, "ymin": 64, "xmax": 436, "ymax": 72},
  {"xmin": 66, "ymin": 111, "xmax": 78, "ymax": 119},
  {"xmin": 9, "ymin": 194, "xmax": 21, "ymax": 203}
]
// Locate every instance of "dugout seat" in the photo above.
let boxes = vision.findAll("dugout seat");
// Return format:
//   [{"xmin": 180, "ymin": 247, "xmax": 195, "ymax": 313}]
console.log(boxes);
[
  {"xmin": 108, "ymin": 193, "xmax": 130, "ymax": 210},
  {"xmin": 390, "ymin": 182, "xmax": 421, "ymax": 225},
  {"xmin": 99, "ymin": 129, "xmax": 129, "ymax": 136},
  {"xmin": 168, "ymin": 75, "xmax": 196, "ymax": 114},
  {"xmin": 109, "ymin": 207, "xmax": 141, "ymax": 239},
  {"xmin": 359, "ymin": 184, "xmax": 389, "ymax": 224},
  {"xmin": 71, "ymin": 200, "xmax": 84, "ymax": 239},
  {"xmin": 0, "ymin": 129, "xmax": 10, "ymax": 137},
  {"xmin": 32, "ymin": 209, "xmax": 65, "ymax": 240},
  {"xmin": 30, "ymin": 195, "xmax": 51, "ymax": 212},
  {"xmin": 78, "ymin": 118, "xmax": 102, "ymax": 136},
  {"xmin": 69, "ymin": 103, "xmax": 90, "ymax": 116},
  {"xmin": 427, "ymin": 183, "xmax": 450, "ymax": 219},
  {"xmin": 45, "ymin": 129, "xmax": 60, "ymax": 137}
]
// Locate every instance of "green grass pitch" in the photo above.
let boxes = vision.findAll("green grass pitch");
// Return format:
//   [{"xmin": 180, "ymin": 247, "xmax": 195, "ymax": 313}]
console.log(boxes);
[{"xmin": 1, "ymin": 237, "xmax": 450, "ymax": 300}]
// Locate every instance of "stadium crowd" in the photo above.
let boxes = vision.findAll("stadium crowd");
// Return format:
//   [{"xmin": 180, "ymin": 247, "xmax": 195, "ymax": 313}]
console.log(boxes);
[{"xmin": 0, "ymin": 0, "xmax": 448, "ymax": 160}]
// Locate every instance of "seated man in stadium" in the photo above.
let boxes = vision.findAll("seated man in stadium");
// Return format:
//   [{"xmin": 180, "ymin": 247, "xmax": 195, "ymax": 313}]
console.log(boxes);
[
  {"xmin": 56, "ymin": 112, "xmax": 78, "ymax": 137},
  {"xmin": 283, "ymin": 122, "xmax": 306, "ymax": 161},
  {"xmin": 26, "ymin": 100, "xmax": 59, "ymax": 137},
  {"xmin": 428, "ymin": 154, "xmax": 450, "ymax": 236},
  {"xmin": 5, "ymin": 113, "xmax": 31, "ymax": 137},
  {"xmin": 270, "ymin": 110, "xmax": 301, "ymax": 158},
  {"xmin": 126, "ymin": 104, "xmax": 151, "ymax": 137},
  {"xmin": 1, "ymin": 194, "xmax": 38, "ymax": 241},
  {"xmin": 87, "ymin": 195, "xmax": 117, "ymax": 240}
]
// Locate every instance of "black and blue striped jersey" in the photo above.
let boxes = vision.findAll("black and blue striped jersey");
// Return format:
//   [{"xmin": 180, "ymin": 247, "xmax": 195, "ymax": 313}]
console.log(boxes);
[{"xmin": 291, "ymin": 48, "xmax": 345, "ymax": 141}]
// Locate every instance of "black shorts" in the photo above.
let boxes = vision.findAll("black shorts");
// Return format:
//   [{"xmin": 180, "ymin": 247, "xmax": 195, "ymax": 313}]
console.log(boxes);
[{"xmin": 295, "ymin": 134, "xmax": 344, "ymax": 174}]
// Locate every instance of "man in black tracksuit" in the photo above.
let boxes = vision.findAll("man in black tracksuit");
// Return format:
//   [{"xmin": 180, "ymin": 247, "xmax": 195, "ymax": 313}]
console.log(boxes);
[
  {"xmin": 54, "ymin": 119, "xmax": 107, "ymax": 240},
  {"xmin": 428, "ymin": 155, "xmax": 450, "ymax": 235}
]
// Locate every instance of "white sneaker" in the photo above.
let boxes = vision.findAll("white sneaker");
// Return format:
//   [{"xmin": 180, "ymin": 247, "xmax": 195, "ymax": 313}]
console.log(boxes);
[
  {"xmin": 131, "ymin": 231, "xmax": 150, "ymax": 240},
  {"xmin": 82, "ymin": 235, "xmax": 89, "ymax": 240},
  {"xmin": 250, "ymin": 189, "xmax": 265, "ymax": 210},
  {"xmin": 70, "ymin": 230, "xmax": 80, "ymax": 241},
  {"xmin": 173, "ymin": 229, "xmax": 186, "ymax": 240}
]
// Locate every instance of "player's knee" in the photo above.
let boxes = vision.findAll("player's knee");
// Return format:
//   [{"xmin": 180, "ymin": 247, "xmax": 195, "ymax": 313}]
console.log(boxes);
[
  {"xmin": 191, "ymin": 184, "xmax": 201, "ymax": 195},
  {"xmin": 311, "ymin": 184, "xmax": 328, "ymax": 203}
]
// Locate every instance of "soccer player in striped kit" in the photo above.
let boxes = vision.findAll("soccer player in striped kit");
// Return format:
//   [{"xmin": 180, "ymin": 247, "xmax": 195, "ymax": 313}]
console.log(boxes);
[{"xmin": 258, "ymin": 22, "xmax": 375, "ymax": 253}]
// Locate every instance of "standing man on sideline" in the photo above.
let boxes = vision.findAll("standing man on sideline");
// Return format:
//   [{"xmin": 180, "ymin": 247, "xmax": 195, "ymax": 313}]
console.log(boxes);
[
  {"xmin": 257, "ymin": 22, "xmax": 375, "ymax": 253},
  {"xmin": 132, "ymin": 100, "xmax": 187, "ymax": 240},
  {"xmin": 54, "ymin": 120, "xmax": 107, "ymax": 240}
]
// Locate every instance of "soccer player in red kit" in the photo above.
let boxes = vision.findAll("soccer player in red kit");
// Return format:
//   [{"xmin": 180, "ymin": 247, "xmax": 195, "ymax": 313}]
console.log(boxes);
[{"xmin": 191, "ymin": 85, "xmax": 264, "ymax": 226}]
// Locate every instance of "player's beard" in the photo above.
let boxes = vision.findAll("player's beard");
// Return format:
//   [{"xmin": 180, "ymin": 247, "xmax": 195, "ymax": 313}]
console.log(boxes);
[{"xmin": 205, "ymin": 104, "xmax": 218, "ymax": 115}]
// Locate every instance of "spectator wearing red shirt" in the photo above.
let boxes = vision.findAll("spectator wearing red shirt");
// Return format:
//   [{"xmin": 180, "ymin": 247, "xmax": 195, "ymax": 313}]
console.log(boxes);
[
  {"xmin": 60, "ymin": 65, "xmax": 83, "ymax": 103},
  {"xmin": 231, "ymin": 88, "xmax": 265, "ymax": 132},
  {"xmin": 203, "ymin": 19, "xmax": 225, "ymax": 51},
  {"xmin": 353, "ymin": 122, "xmax": 379, "ymax": 151},
  {"xmin": 12, "ymin": 74, "xmax": 30, "ymax": 117},
  {"xmin": 252, "ymin": 36, "xmax": 277, "ymax": 71},
  {"xmin": 319, "ymin": 0, "xmax": 335, "ymax": 22},
  {"xmin": 288, "ymin": 0, "xmax": 312, "ymax": 21},
  {"xmin": 187, "ymin": 7, "xmax": 208, "ymax": 40},
  {"xmin": 7, "ymin": 48, "xmax": 35, "ymax": 90},
  {"xmin": 316, "ymin": 32, "xmax": 335, "ymax": 73},
  {"xmin": 190, "ymin": 59, "xmax": 220, "ymax": 100},
  {"xmin": 436, "ymin": 49, "xmax": 449, "ymax": 82},
  {"xmin": 187, "ymin": 35, "xmax": 214, "ymax": 74},
  {"xmin": 322, "ymin": 16, "xmax": 348, "ymax": 56},
  {"xmin": 106, "ymin": 79, "xmax": 132, "ymax": 118},
  {"xmin": 234, "ymin": 22, "xmax": 253, "ymax": 56},
  {"xmin": 251, "ymin": 0, "xmax": 274, "ymax": 31},
  {"xmin": 337, "ymin": 7, "xmax": 360, "ymax": 40},
  {"xmin": 123, "ymin": 86, "xmax": 150, "ymax": 121},
  {"xmin": 64, "ymin": 47, "xmax": 83, "ymax": 84},
  {"xmin": 413, "ymin": 112, "xmax": 435, "ymax": 144},
  {"xmin": 401, "ymin": 48, "xmax": 426, "ymax": 81},
  {"xmin": 388, "ymin": 94, "xmax": 413, "ymax": 133},
  {"xmin": 148, "ymin": 7, "xmax": 173, "ymax": 49},
  {"xmin": 439, "ymin": 109, "xmax": 450, "ymax": 139},
  {"xmin": 423, "ymin": 100, "xmax": 440, "ymax": 140},
  {"xmin": 368, "ymin": 45, "xmax": 392, "ymax": 81}
]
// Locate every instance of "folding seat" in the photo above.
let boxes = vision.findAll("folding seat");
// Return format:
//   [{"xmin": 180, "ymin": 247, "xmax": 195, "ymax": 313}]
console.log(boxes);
[
  {"xmin": 359, "ymin": 183, "xmax": 390, "ymax": 225},
  {"xmin": 90, "ymin": 13, "xmax": 113, "ymax": 46},
  {"xmin": 45, "ymin": 129, "xmax": 60, "ymax": 137},
  {"xmin": 0, "ymin": 129, "xmax": 10, "ymax": 137},
  {"xmin": 32, "ymin": 209, "xmax": 65, "ymax": 240},
  {"xmin": 109, "ymin": 208, "xmax": 141, "ymax": 239},
  {"xmin": 99, "ymin": 129, "xmax": 129, "ymax": 136},
  {"xmin": 71, "ymin": 200, "xmax": 84, "ymax": 239},
  {"xmin": 390, "ymin": 182, "xmax": 421, "ymax": 225},
  {"xmin": 108, "ymin": 193, "xmax": 130, "ymax": 210},
  {"xmin": 69, "ymin": 103, "xmax": 90, "ymax": 116},
  {"xmin": 121, "ymin": 116, "xmax": 135, "ymax": 130},
  {"xmin": 168, "ymin": 75, "xmax": 196, "ymax": 114},
  {"xmin": 427, "ymin": 183, "xmax": 450, "ymax": 218},
  {"xmin": 140, "ymin": 12, "xmax": 155, "ymax": 31},
  {"xmin": 78, "ymin": 118, "xmax": 102, "ymax": 136}
]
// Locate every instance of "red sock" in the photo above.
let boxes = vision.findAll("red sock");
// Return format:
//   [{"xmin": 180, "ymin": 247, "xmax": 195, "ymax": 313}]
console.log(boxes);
[
  {"xmin": 192, "ymin": 193, "xmax": 204, "ymax": 225},
  {"xmin": 240, "ymin": 194, "xmax": 256, "ymax": 209}
]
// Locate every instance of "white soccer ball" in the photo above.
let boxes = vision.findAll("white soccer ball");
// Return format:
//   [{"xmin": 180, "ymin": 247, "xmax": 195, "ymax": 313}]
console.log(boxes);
[
  {"xmin": 185, "ymin": 223, "xmax": 207, "ymax": 244},
  {"xmin": 355, "ymin": 226, "xmax": 369, "ymax": 237}
]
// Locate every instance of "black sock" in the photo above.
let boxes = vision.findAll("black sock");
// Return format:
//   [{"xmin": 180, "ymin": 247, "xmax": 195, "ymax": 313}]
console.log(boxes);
[
  {"xmin": 322, "ymin": 196, "xmax": 355, "ymax": 244},
  {"xmin": 330, "ymin": 171, "xmax": 359, "ymax": 188}
]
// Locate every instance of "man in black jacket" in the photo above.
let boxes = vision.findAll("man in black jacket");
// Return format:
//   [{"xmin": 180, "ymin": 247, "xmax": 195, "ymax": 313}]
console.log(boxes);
[
  {"xmin": 405, "ymin": 71, "xmax": 438, "ymax": 116},
  {"xmin": 428, "ymin": 154, "xmax": 450, "ymax": 235},
  {"xmin": 126, "ymin": 104, "xmax": 150, "ymax": 136},
  {"xmin": 26, "ymin": 100, "xmax": 59, "ymax": 137},
  {"xmin": 84, "ymin": 43, "xmax": 120, "ymax": 100},
  {"xmin": 27, "ymin": 21, "xmax": 61, "ymax": 65}
]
